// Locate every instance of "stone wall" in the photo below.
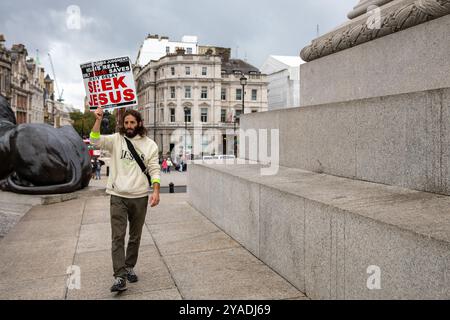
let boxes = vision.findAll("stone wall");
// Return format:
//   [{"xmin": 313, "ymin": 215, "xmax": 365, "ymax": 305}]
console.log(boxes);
[
  {"xmin": 188, "ymin": 163, "xmax": 450, "ymax": 299},
  {"xmin": 241, "ymin": 87, "xmax": 450, "ymax": 195},
  {"xmin": 300, "ymin": 14, "xmax": 450, "ymax": 106}
]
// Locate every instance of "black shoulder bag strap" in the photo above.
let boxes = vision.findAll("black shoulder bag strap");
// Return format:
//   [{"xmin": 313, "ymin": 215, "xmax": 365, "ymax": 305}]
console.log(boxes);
[{"xmin": 124, "ymin": 137, "xmax": 152, "ymax": 186}]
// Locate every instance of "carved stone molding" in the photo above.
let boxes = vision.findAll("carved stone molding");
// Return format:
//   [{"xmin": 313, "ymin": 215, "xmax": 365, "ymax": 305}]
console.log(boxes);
[
  {"xmin": 300, "ymin": 0, "xmax": 450, "ymax": 62},
  {"xmin": 348, "ymin": 0, "xmax": 394, "ymax": 19}
]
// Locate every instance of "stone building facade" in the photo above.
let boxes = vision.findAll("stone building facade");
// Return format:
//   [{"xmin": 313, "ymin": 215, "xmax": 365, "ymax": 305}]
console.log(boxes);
[
  {"xmin": 9, "ymin": 44, "xmax": 31, "ymax": 124},
  {"xmin": 134, "ymin": 48, "xmax": 268, "ymax": 160},
  {"xmin": 0, "ymin": 34, "xmax": 66, "ymax": 126},
  {"xmin": 27, "ymin": 60, "xmax": 45, "ymax": 123},
  {"xmin": 0, "ymin": 35, "xmax": 12, "ymax": 102}
]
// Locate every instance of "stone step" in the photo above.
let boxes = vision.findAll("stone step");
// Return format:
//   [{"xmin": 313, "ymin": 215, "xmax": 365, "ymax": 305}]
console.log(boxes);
[{"xmin": 188, "ymin": 161, "xmax": 450, "ymax": 299}]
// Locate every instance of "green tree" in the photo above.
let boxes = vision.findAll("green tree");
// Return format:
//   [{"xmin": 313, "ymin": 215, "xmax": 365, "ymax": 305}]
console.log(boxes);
[
  {"xmin": 70, "ymin": 109, "xmax": 117, "ymax": 137},
  {"xmin": 107, "ymin": 112, "xmax": 116, "ymax": 134},
  {"xmin": 70, "ymin": 110, "xmax": 96, "ymax": 138}
]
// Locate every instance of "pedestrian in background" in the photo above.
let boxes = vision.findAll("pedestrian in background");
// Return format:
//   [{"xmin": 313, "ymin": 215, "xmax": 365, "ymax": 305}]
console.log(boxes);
[
  {"xmin": 95, "ymin": 158, "xmax": 105, "ymax": 180},
  {"xmin": 162, "ymin": 158, "xmax": 168, "ymax": 173},
  {"xmin": 166, "ymin": 157, "xmax": 172, "ymax": 174},
  {"xmin": 91, "ymin": 157, "xmax": 98, "ymax": 180}
]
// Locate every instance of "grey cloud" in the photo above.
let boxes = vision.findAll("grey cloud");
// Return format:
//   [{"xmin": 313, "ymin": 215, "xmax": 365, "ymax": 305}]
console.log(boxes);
[{"xmin": 0, "ymin": 0, "xmax": 356, "ymax": 108}]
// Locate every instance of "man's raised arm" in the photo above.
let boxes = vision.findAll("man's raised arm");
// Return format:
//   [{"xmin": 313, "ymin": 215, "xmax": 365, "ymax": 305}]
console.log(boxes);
[{"xmin": 90, "ymin": 107, "xmax": 114, "ymax": 152}]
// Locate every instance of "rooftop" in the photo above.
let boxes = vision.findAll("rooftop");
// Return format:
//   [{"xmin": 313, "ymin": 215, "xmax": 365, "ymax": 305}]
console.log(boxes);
[{"xmin": 221, "ymin": 59, "xmax": 260, "ymax": 75}]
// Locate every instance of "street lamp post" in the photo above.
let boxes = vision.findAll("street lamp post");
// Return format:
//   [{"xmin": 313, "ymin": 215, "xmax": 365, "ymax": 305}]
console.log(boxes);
[
  {"xmin": 154, "ymin": 71, "xmax": 157, "ymax": 142},
  {"xmin": 233, "ymin": 114, "xmax": 238, "ymax": 157},
  {"xmin": 184, "ymin": 106, "xmax": 188, "ymax": 163},
  {"xmin": 240, "ymin": 75, "xmax": 247, "ymax": 115}
]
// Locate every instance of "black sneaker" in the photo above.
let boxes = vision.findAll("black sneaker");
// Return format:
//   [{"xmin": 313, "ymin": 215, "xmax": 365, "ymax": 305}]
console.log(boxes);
[
  {"xmin": 126, "ymin": 267, "xmax": 138, "ymax": 283},
  {"xmin": 110, "ymin": 277, "xmax": 127, "ymax": 292}
]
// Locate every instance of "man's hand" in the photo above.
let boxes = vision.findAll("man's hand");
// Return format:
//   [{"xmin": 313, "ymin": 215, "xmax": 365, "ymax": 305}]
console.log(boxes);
[
  {"xmin": 94, "ymin": 107, "xmax": 104, "ymax": 121},
  {"xmin": 150, "ymin": 191, "xmax": 160, "ymax": 207},
  {"xmin": 150, "ymin": 183, "xmax": 160, "ymax": 207}
]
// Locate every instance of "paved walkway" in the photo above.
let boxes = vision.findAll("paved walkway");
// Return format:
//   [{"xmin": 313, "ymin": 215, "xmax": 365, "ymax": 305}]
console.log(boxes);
[{"xmin": 0, "ymin": 192, "xmax": 307, "ymax": 300}]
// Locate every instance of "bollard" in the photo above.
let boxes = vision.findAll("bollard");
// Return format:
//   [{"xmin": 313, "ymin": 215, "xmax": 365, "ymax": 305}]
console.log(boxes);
[
  {"xmin": 106, "ymin": 166, "xmax": 110, "ymax": 177},
  {"xmin": 169, "ymin": 182, "xmax": 174, "ymax": 193}
]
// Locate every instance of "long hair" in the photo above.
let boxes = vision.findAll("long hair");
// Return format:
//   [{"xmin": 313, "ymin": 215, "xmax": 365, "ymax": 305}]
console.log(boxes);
[{"xmin": 118, "ymin": 109, "xmax": 147, "ymax": 137}]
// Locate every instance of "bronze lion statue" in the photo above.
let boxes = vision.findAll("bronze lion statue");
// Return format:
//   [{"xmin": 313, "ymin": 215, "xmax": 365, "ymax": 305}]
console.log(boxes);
[{"xmin": 0, "ymin": 95, "xmax": 91, "ymax": 194}]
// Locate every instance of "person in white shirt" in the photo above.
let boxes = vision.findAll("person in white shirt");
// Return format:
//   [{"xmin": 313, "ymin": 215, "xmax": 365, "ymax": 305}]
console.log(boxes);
[{"xmin": 90, "ymin": 107, "xmax": 160, "ymax": 292}]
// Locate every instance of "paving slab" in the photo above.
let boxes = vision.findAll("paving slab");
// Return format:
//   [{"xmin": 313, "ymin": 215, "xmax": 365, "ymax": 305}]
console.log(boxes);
[
  {"xmin": 164, "ymin": 247, "xmax": 305, "ymax": 300},
  {"xmin": 68, "ymin": 245, "xmax": 175, "ymax": 300},
  {"xmin": 147, "ymin": 195, "xmax": 204, "ymax": 225},
  {"xmin": 66, "ymin": 263, "xmax": 175, "ymax": 300},
  {"xmin": 0, "ymin": 275, "xmax": 67, "ymax": 300},
  {"xmin": 82, "ymin": 197, "xmax": 111, "ymax": 225},
  {"xmin": 148, "ymin": 221, "xmax": 240, "ymax": 256},
  {"xmin": 0, "ymin": 191, "xmax": 307, "ymax": 300},
  {"xmin": 0, "ymin": 211, "xmax": 25, "ymax": 238},
  {"xmin": 0, "ymin": 238, "xmax": 78, "ymax": 284},
  {"xmin": 100, "ymin": 288, "xmax": 182, "ymax": 300},
  {"xmin": 73, "ymin": 245, "xmax": 163, "ymax": 276},
  {"xmin": 20, "ymin": 199, "xmax": 85, "ymax": 222},
  {"xmin": 76, "ymin": 222, "xmax": 154, "ymax": 254},
  {"xmin": 1, "ymin": 216, "xmax": 81, "ymax": 244},
  {"xmin": 0, "ymin": 202, "xmax": 33, "ymax": 214}
]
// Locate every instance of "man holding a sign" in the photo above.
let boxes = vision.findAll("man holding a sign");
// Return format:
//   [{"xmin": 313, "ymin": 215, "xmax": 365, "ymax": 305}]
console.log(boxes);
[
  {"xmin": 90, "ymin": 107, "xmax": 160, "ymax": 293},
  {"xmin": 84, "ymin": 57, "xmax": 160, "ymax": 293}
]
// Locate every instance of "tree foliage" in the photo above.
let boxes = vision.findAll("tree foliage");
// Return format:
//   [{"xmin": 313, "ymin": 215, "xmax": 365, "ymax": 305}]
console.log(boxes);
[{"xmin": 70, "ymin": 110, "xmax": 116, "ymax": 138}]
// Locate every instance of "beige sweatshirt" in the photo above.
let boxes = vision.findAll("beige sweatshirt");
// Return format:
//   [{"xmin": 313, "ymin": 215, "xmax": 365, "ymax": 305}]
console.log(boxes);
[{"xmin": 90, "ymin": 132, "xmax": 160, "ymax": 198}]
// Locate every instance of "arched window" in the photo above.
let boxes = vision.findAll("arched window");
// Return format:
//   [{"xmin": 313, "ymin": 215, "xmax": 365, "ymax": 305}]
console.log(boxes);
[{"xmin": 184, "ymin": 107, "xmax": 191, "ymax": 123}]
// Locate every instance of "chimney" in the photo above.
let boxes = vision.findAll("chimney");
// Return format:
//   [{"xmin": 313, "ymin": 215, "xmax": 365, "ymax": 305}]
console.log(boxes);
[{"xmin": 176, "ymin": 47, "xmax": 186, "ymax": 55}]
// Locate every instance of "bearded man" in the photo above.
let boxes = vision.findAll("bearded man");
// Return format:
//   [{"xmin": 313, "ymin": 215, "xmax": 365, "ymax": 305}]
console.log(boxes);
[{"xmin": 90, "ymin": 107, "xmax": 160, "ymax": 293}]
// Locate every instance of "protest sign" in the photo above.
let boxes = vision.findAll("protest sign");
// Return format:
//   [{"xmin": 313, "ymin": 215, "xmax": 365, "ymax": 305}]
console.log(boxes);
[{"xmin": 80, "ymin": 56, "xmax": 137, "ymax": 111}]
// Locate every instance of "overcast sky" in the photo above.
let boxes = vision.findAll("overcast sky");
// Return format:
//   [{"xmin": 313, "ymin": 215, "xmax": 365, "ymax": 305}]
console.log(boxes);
[{"xmin": 0, "ymin": 0, "xmax": 356, "ymax": 110}]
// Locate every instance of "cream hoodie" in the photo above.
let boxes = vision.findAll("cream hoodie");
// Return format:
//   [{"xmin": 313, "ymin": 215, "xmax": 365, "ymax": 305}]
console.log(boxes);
[{"xmin": 90, "ymin": 132, "xmax": 160, "ymax": 198}]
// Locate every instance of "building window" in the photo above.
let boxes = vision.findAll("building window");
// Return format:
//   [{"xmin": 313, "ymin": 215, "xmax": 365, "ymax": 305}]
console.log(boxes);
[
  {"xmin": 171, "ymin": 67, "xmax": 175, "ymax": 75},
  {"xmin": 221, "ymin": 109, "xmax": 226, "ymax": 123},
  {"xmin": 252, "ymin": 89, "xmax": 257, "ymax": 101},
  {"xmin": 184, "ymin": 108, "xmax": 191, "ymax": 122},
  {"xmin": 221, "ymin": 88, "xmax": 226, "ymax": 100},
  {"xmin": 184, "ymin": 86, "xmax": 191, "ymax": 98},
  {"xmin": 201, "ymin": 86, "xmax": 208, "ymax": 99},
  {"xmin": 235, "ymin": 109, "xmax": 242, "ymax": 119},
  {"xmin": 201, "ymin": 108, "xmax": 208, "ymax": 123},
  {"xmin": 202, "ymin": 135, "xmax": 209, "ymax": 153},
  {"xmin": 170, "ymin": 86, "xmax": 176, "ymax": 99},
  {"xmin": 186, "ymin": 47, "xmax": 192, "ymax": 54},
  {"xmin": 170, "ymin": 108, "xmax": 175, "ymax": 122},
  {"xmin": 202, "ymin": 67, "xmax": 207, "ymax": 76},
  {"xmin": 166, "ymin": 46, "xmax": 170, "ymax": 54},
  {"xmin": 236, "ymin": 88, "xmax": 242, "ymax": 101},
  {"xmin": 160, "ymin": 108, "xmax": 164, "ymax": 122},
  {"xmin": 185, "ymin": 66, "xmax": 191, "ymax": 75}
]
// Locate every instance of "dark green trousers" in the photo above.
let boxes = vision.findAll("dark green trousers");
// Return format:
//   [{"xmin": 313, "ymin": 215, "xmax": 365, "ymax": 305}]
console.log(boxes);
[{"xmin": 110, "ymin": 195, "xmax": 149, "ymax": 279}]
